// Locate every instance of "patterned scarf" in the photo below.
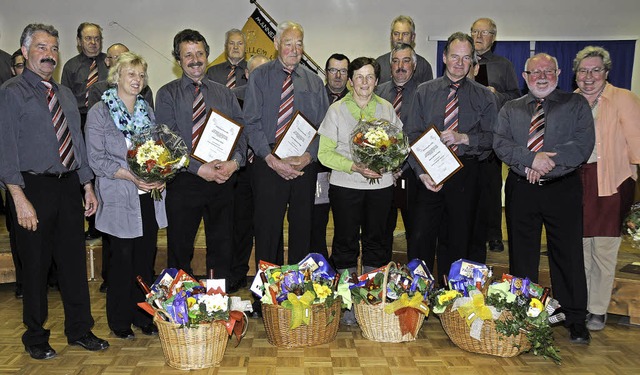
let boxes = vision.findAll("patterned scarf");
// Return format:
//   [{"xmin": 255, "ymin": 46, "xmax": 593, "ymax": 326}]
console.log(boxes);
[{"xmin": 101, "ymin": 87, "xmax": 152, "ymax": 139}]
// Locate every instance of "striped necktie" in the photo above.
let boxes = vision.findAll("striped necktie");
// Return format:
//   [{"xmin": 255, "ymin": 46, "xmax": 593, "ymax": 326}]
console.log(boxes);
[
  {"xmin": 276, "ymin": 68, "xmax": 294, "ymax": 140},
  {"xmin": 42, "ymin": 81, "xmax": 75, "ymax": 169},
  {"xmin": 85, "ymin": 58, "xmax": 98, "ymax": 108},
  {"xmin": 528, "ymin": 99, "xmax": 545, "ymax": 151},
  {"xmin": 191, "ymin": 82, "xmax": 206, "ymax": 148},
  {"xmin": 226, "ymin": 65, "xmax": 237, "ymax": 88},
  {"xmin": 392, "ymin": 86, "xmax": 404, "ymax": 117},
  {"xmin": 444, "ymin": 82, "xmax": 460, "ymax": 152}
]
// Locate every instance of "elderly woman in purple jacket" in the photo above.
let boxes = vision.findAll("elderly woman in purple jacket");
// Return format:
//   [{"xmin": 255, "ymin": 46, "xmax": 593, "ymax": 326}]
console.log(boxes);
[{"xmin": 85, "ymin": 52, "xmax": 166, "ymax": 340}]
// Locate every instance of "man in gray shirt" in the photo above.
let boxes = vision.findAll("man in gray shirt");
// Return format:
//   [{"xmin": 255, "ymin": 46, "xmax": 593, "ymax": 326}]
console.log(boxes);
[
  {"xmin": 406, "ymin": 32, "xmax": 497, "ymax": 280},
  {"xmin": 206, "ymin": 28, "xmax": 248, "ymax": 89},
  {"xmin": 243, "ymin": 21, "xmax": 329, "ymax": 265},
  {"xmin": 376, "ymin": 15, "xmax": 433, "ymax": 85},
  {"xmin": 0, "ymin": 23, "xmax": 108, "ymax": 360},
  {"xmin": 493, "ymin": 53, "xmax": 593, "ymax": 345}
]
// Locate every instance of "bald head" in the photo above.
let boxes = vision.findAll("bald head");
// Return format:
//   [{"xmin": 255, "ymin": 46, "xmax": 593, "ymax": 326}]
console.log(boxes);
[
  {"xmin": 247, "ymin": 54, "xmax": 269, "ymax": 75},
  {"xmin": 105, "ymin": 43, "xmax": 129, "ymax": 68}
]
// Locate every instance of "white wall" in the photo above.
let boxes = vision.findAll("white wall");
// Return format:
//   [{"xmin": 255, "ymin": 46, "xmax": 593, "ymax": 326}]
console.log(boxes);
[{"xmin": 1, "ymin": 0, "xmax": 639, "ymax": 95}]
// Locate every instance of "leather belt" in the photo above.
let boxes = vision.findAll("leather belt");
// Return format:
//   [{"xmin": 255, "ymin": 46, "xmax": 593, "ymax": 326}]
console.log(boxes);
[
  {"xmin": 27, "ymin": 171, "xmax": 75, "ymax": 179},
  {"xmin": 510, "ymin": 170, "xmax": 576, "ymax": 186}
]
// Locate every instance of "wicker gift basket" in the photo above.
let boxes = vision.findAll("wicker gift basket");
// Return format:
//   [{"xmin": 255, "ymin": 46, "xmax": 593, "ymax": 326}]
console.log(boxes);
[
  {"xmin": 154, "ymin": 310, "xmax": 248, "ymax": 370},
  {"xmin": 262, "ymin": 297, "xmax": 341, "ymax": 348},
  {"xmin": 354, "ymin": 261, "xmax": 426, "ymax": 343},
  {"xmin": 439, "ymin": 304, "xmax": 531, "ymax": 357}
]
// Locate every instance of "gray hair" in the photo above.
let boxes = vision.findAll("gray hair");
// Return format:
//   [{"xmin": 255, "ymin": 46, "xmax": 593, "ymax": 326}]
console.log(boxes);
[
  {"xmin": 524, "ymin": 53, "xmax": 559, "ymax": 71},
  {"xmin": 275, "ymin": 21, "xmax": 304, "ymax": 43},
  {"xmin": 573, "ymin": 46, "xmax": 612, "ymax": 73},
  {"xmin": 225, "ymin": 28, "xmax": 246, "ymax": 46},
  {"xmin": 471, "ymin": 18, "xmax": 497, "ymax": 34},
  {"xmin": 390, "ymin": 43, "xmax": 417, "ymax": 65},
  {"xmin": 391, "ymin": 15, "xmax": 416, "ymax": 34},
  {"xmin": 20, "ymin": 23, "xmax": 58, "ymax": 50}
]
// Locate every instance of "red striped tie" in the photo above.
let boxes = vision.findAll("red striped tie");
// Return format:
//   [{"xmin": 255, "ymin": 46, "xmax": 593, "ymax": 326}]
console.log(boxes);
[
  {"xmin": 191, "ymin": 83, "xmax": 206, "ymax": 148},
  {"xmin": 85, "ymin": 59, "xmax": 98, "ymax": 108},
  {"xmin": 276, "ymin": 68, "xmax": 294, "ymax": 140},
  {"xmin": 43, "ymin": 81, "xmax": 75, "ymax": 169},
  {"xmin": 444, "ymin": 82, "xmax": 460, "ymax": 152},
  {"xmin": 528, "ymin": 99, "xmax": 545, "ymax": 152},
  {"xmin": 226, "ymin": 65, "xmax": 237, "ymax": 88},
  {"xmin": 392, "ymin": 86, "xmax": 404, "ymax": 117}
]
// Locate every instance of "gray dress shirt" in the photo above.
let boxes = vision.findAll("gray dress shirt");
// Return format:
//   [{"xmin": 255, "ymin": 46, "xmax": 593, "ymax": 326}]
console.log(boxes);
[
  {"xmin": 88, "ymin": 80, "xmax": 154, "ymax": 110},
  {"xmin": 406, "ymin": 76, "xmax": 497, "ymax": 174},
  {"xmin": 61, "ymin": 52, "xmax": 108, "ymax": 114},
  {"xmin": 493, "ymin": 89, "xmax": 595, "ymax": 178},
  {"xmin": 478, "ymin": 51, "xmax": 521, "ymax": 108},
  {"xmin": 243, "ymin": 59, "xmax": 330, "ymax": 160},
  {"xmin": 206, "ymin": 59, "xmax": 248, "ymax": 88},
  {"xmin": 376, "ymin": 52, "xmax": 433, "ymax": 85},
  {"xmin": 375, "ymin": 77, "xmax": 419, "ymax": 125},
  {"xmin": 85, "ymin": 101, "xmax": 168, "ymax": 238},
  {"xmin": 155, "ymin": 75, "xmax": 247, "ymax": 174},
  {"xmin": 0, "ymin": 69, "xmax": 93, "ymax": 187}
]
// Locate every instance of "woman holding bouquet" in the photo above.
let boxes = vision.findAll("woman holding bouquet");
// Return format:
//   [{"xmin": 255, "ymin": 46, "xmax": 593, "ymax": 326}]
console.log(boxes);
[
  {"xmin": 573, "ymin": 46, "xmax": 640, "ymax": 331},
  {"xmin": 318, "ymin": 57, "xmax": 403, "ymax": 324},
  {"xmin": 85, "ymin": 52, "xmax": 167, "ymax": 339}
]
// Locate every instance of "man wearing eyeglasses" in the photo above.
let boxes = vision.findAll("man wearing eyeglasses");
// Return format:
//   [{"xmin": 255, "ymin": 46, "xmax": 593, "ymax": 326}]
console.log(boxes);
[
  {"xmin": 494, "ymin": 53, "xmax": 594, "ymax": 345},
  {"xmin": 468, "ymin": 18, "xmax": 522, "ymax": 261},
  {"xmin": 11, "ymin": 49, "xmax": 25, "ymax": 76},
  {"xmin": 406, "ymin": 32, "xmax": 497, "ymax": 281},
  {"xmin": 375, "ymin": 15, "xmax": 433, "ymax": 85}
]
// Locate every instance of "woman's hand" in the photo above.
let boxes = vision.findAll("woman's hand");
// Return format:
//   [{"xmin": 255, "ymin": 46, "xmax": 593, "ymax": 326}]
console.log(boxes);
[{"xmin": 351, "ymin": 163, "xmax": 382, "ymax": 180}]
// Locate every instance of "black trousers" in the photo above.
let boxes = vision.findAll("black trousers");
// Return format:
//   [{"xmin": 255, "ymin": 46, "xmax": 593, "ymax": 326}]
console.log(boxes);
[
  {"xmin": 229, "ymin": 165, "xmax": 254, "ymax": 283},
  {"xmin": 10, "ymin": 172, "xmax": 94, "ymax": 346},
  {"xmin": 505, "ymin": 171, "xmax": 587, "ymax": 325},
  {"xmin": 469, "ymin": 154, "xmax": 503, "ymax": 262},
  {"xmin": 330, "ymin": 185, "xmax": 394, "ymax": 270},
  {"xmin": 408, "ymin": 158, "xmax": 480, "ymax": 280},
  {"xmin": 166, "ymin": 172, "xmax": 235, "ymax": 279},
  {"xmin": 251, "ymin": 158, "xmax": 317, "ymax": 266},
  {"xmin": 106, "ymin": 194, "xmax": 158, "ymax": 331}
]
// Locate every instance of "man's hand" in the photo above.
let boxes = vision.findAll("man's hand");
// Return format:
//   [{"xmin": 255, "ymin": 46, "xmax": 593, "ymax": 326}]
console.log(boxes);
[
  {"xmin": 440, "ymin": 129, "xmax": 469, "ymax": 147},
  {"xmin": 487, "ymin": 86, "xmax": 497, "ymax": 94},
  {"xmin": 283, "ymin": 152, "xmax": 311, "ymax": 172},
  {"xmin": 531, "ymin": 152, "xmax": 557, "ymax": 175},
  {"xmin": 212, "ymin": 160, "xmax": 238, "ymax": 184},
  {"xmin": 419, "ymin": 173, "xmax": 443, "ymax": 192},
  {"xmin": 198, "ymin": 160, "xmax": 235, "ymax": 184},
  {"xmin": 7, "ymin": 185, "xmax": 38, "ymax": 231},
  {"xmin": 83, "ymin": 183, "xmax": 99, "ymax": 217},
  {"xmin": 265, "ymin": 154, "xmax": 304, "ymax": 180},
  {"xmin": 525, "ymin": 167, "xmax": 542, "ymax": 184}
]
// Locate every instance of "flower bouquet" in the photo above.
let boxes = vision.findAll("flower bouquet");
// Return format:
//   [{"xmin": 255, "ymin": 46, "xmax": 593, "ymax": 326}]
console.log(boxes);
[
  {"xmin": 350, "ymin": 260, "xmax": 434, "ymax": 342},
  {"xmin": 431, "ymin": 259, "xmax": 562, "ymax": 363},
  {"xmin": 252, "ymin": 253, "xmax": 349, "ymax": 348},
  {"xmin": 137, "ymin": 268, "xmax": 247, "ymax": 370},
  {"xmin": 623, "ymin": 202, "xmax": 640, "ymax": 245},
  {"xmin": 127, "ymin": 124, "xmax": 189, "ymax": 200},
  {"xmin": 350, "ymin": 118, "xmax": 410, "ymax": 183}
]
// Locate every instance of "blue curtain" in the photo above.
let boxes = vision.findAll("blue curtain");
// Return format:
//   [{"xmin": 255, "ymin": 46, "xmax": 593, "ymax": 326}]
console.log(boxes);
[
  {"xmin": 535, "ymin": 40, "xmax": 635, "ymax": 91},
  {"xmin": 437, "ymin": 40, "xmax": 531, "ymax": 92}
]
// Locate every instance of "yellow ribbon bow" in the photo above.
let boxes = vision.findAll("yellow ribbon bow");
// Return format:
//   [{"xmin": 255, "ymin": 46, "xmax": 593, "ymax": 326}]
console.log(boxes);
[
  {"xmin": 384, "ymin": 293, "xmax": 429, "ymax": 316},
  {"xmin": 285, "ymin": 291, "xmax": 315, "ymax": 329},
  {"xmin": 457, "ymin": 293, "xmax": 493, "ymax": 326}
]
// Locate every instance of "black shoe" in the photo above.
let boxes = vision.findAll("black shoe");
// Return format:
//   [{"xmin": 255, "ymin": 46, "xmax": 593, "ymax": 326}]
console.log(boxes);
[
  {"xmin": 15, "ymin": 284, "xmax": 23, "ymax": 299},
  {"xmin": 69, "ymin": 331, "xmax": 109, "ymax": 351},
  {"xmin": 227, "ymin": 277, "xmax": 248, "ymax": 294},
  {"xmin": 135, "ymin": 323, "xmax": 158, "ymax": 336},
  {"xmin": 488, "ymin": 240, "xmax": 504, "ymax": 252},
  {"xmin": 569, "ymin": 323, "xmax": 591, "ymax": 344},
  {"xmin": 112, "ymin": 329, "xmax": 135, "ymax": 340},
  {"xmin": 25, "ymin": 342, "xmax": 57, "ymax": 360},
  {"xmin": 99, "ymin": 282, "xmax": 108, "ymax": 293},
  {"xmin": 85, "ymin": 230, "xmax": 102, "ymax": 241},
  {"xmin": 251, "ymin": 300, "xmax": 262, "ymax": 318}
]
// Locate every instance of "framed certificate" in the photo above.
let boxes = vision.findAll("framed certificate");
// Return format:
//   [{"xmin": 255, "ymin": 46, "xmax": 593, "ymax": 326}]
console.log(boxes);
[
  {"xmin": 191, "ymin": 108, "xmax": 243, "ymax": 163},
  {"xmin": 410, "ymin": 125, "xmax": 463, "ymax": 185},
  {"xmin": 272, "ymin": 111, "xmax": 318, "ymax": 159}
]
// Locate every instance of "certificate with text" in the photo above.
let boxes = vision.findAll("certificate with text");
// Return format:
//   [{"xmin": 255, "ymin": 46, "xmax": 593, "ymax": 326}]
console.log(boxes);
[
  {"xmin": 191, "ymin": 109, "xmax": 243, "ymax": 163},
  {"xmin": 410, "ymin": 125, "xmax": 463, "ymax": 185},
  {"xmin": 272, "ymin": 111, "xmax": 317, "ymax": 159}
]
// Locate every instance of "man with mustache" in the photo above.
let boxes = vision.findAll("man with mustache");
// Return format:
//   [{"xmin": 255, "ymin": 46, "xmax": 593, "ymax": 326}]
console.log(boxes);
[
  {"xmin": 0, "ymin": 23, "xmax": 109, "ymax": 360},
  {"xmin": 243, "ymin": 21, "xmax": 329, "ymax": 266},
  {"xmin": 155, "ymin": 29, "xmax": 246, "ymax": 280},
  {"xmin": 375, "ymin": 43, "xmax": 425, "ymax": 264},
  {"xmin": 493, "ymin": 53, "xmax": 594, "ymax": 344},
  {"xmin": 376, "ymin": 15, "xmax": 433, "ymax": 84},
  {"xmin": 405, "ymin": 32, "xmax": 497, "ymax": 280}
]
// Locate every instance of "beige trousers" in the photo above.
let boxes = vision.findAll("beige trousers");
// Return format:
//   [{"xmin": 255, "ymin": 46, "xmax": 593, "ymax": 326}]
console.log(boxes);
[{"xmin": 582, "ymin": 236, "xmax": 621, "ymax": 315}]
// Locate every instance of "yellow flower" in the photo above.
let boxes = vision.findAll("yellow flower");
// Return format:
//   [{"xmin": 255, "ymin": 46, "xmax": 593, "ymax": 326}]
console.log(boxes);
[
  {"xmin": 313, "ymin": 283, "xmax": 332, "ymax": 299},
  {"xmin": 187, "ymin": 296, "xmax": 197, "ymax": 309},
  {"xmin": 530, "ymin": 298, "xmax": 543, "ymax": 310},
  {"xmin": 527, "ymin": 298, "xmax": 543, "ymax": 318},
  {"xmin": 438, "ymin": 290, "xmax": 461, "ymax": 305}
]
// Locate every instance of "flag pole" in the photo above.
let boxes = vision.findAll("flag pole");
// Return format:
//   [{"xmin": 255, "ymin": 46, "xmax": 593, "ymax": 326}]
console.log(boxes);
[{"xmin": 249, "ymin": 0, "xmax": 325, "ymax": 76}]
